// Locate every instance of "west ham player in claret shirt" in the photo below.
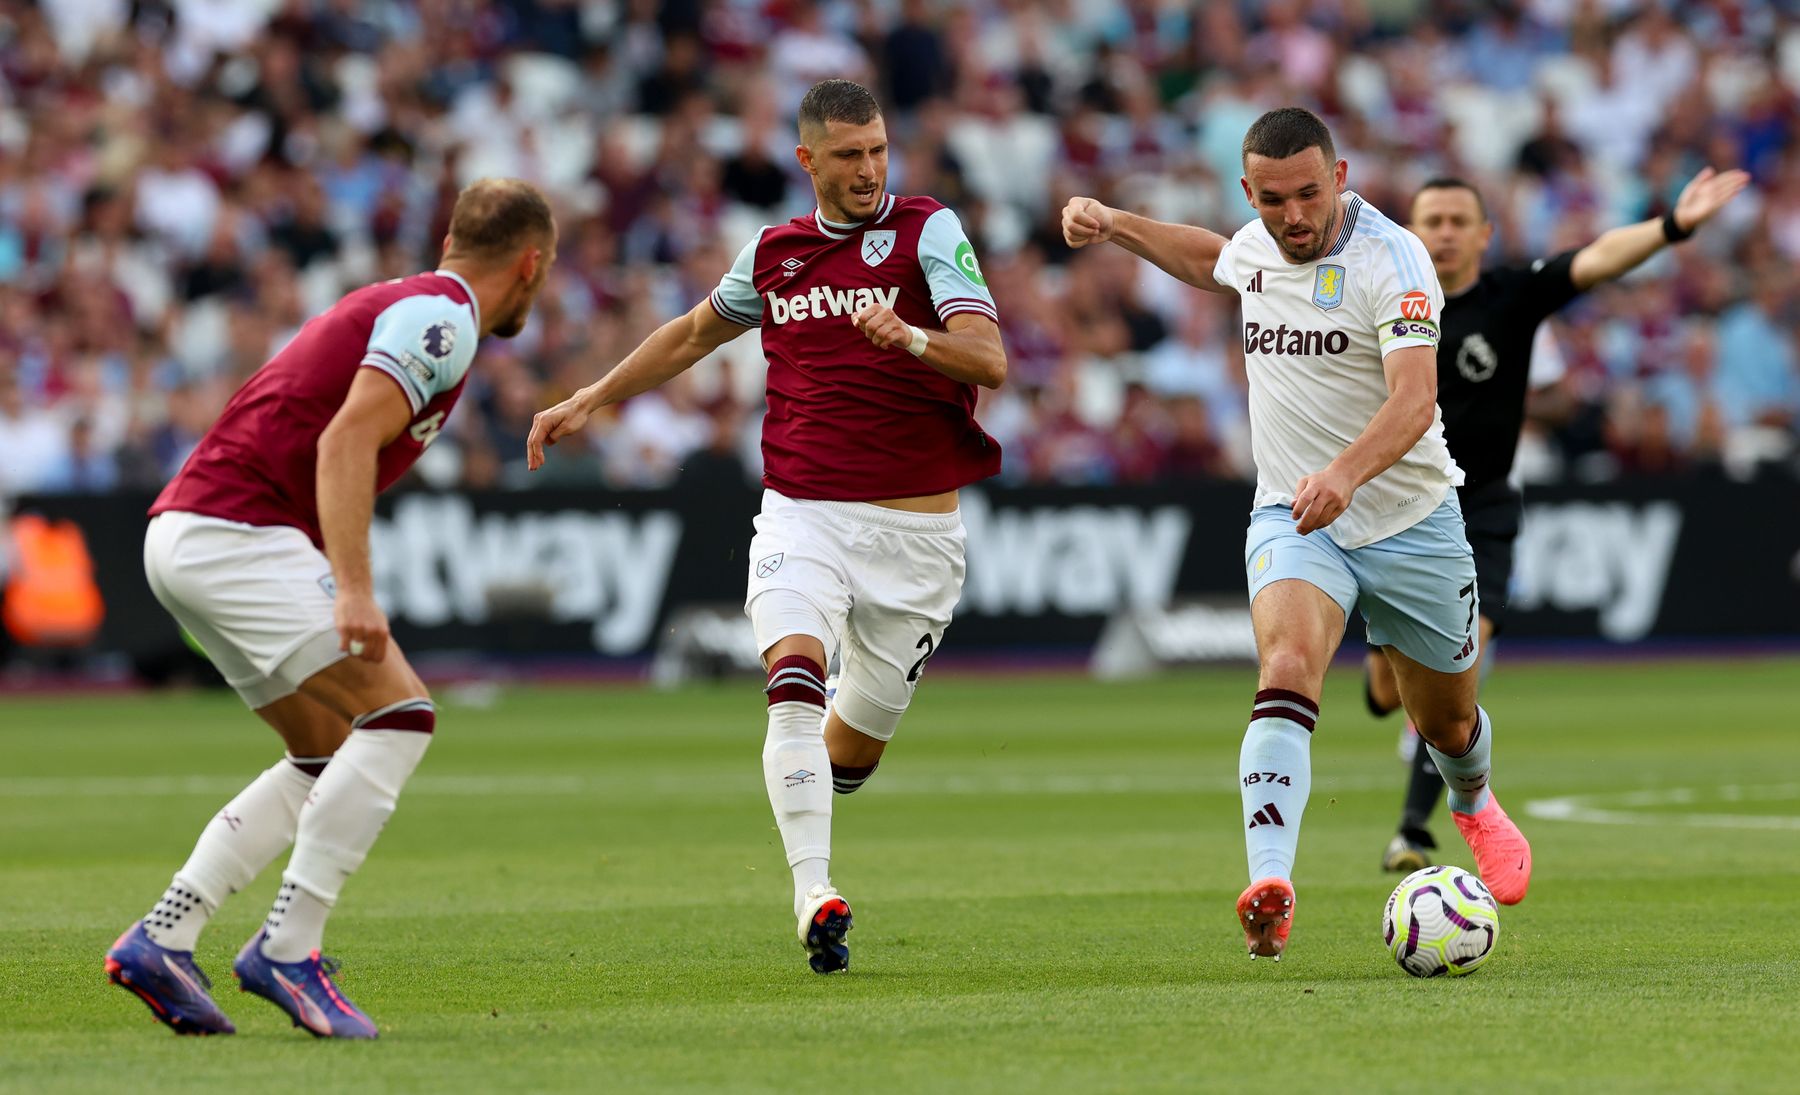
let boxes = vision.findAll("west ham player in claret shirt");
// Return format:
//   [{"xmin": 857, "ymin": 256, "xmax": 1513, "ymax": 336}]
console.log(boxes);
[
  {"xmin": 106, "ymin": 180, "xmax": 557, "ymax": 1038},
  {"xmin": 527, "ymin": 79, "xmax": 1006, "ymax": 974}
]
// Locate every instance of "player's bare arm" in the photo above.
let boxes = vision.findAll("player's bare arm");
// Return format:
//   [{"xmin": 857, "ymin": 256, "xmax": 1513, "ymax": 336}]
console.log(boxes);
[
  {"xmin": 526, "ymin": 299, "xmax": 745, "ymax": 470},
  {"xmin": 1569, "ymin": 167, "xmax": 1750, "ymax": 290},
  {"xmin": 1061, "ymin": 196, "xmax": 1234, "ymax": 294},
  {"xmin": 317, "ymin": 369, "xmax": 416, "ymax": 662},
  {"xmin": 849, "ymin": 307, "xmax": 1006, "ymax": 388},
  {"xmin": 1291, "ymin": 345, "xmax": 1438, "ymax": 535}
]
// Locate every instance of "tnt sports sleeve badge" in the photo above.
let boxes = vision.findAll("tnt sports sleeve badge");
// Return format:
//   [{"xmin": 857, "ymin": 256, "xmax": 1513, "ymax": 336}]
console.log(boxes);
[
  {"xmin": 1361, "ymin": 215, "xmax": 1444, "ymax": 358},
  {"xmin": 1380, "ymin": 289, "xmax": 1441, "ymax": 351}
]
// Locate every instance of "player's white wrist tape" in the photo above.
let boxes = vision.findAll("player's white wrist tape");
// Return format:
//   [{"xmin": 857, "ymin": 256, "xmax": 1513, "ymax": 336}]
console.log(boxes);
[{"xmin": 904, "ymin": 325, "xmax": 929, "ymax": 357}]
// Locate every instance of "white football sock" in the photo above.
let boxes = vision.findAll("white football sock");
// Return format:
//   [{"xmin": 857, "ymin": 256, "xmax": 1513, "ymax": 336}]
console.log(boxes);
[
  {"xmin": 1240, "ymin": 690, "xmax": 1318, "ymax": 884},
  {"xmin": 763, "ymin": 656, "xmax": 833, "ymax": 917},
  {"xmin": 143, "ymin": 755, "xmax": 324, "ymax": 952},
  {"xmin": 766, "ymin": 704, "xmax": 833, "ymax": 915},
  {"xmin": 263, "ymin": 705, "xmax": 433, "ymax": 962},
  {"xmin": 1427, "ymin": 706, "xmax": 1493, "ymax": 814}
]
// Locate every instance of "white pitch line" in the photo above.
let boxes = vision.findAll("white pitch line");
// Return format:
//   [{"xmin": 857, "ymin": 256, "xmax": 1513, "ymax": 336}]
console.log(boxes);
[{"xmin": 1524, "ymin": 784, "xmax": 1800, "ymax": 831}]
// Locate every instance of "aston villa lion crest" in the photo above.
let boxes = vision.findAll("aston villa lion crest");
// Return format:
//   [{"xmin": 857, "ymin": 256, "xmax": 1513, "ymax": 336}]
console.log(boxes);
[
  {"xmin": 1311, "ymin": 265, "xmax": 1345, "ymax": 311},
  {"xmin": 861, "ymin": 230, "xmax": 896, "ymax": 267}
]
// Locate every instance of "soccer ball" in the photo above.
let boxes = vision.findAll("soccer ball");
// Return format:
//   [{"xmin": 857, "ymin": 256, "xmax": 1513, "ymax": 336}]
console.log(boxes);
[{"xmin": 1382, "ymin": 865, "xmax": 1500, "ymax": 977}]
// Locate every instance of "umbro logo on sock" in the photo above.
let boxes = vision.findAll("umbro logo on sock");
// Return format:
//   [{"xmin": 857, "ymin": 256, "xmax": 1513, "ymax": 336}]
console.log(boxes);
[
  {"xmin": 784, "ymin": 769, "xmax": 816, "ymax": 787},
  {"xmin": 1247, "ymin": 802, "xmax": 1286, "ymax": 829}
]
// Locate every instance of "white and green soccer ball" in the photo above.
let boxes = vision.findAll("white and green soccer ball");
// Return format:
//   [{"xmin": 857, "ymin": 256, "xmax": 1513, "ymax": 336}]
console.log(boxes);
[{"xmin": 1382, "ymin": 865, "xmax": 1500, "ymax": 977}]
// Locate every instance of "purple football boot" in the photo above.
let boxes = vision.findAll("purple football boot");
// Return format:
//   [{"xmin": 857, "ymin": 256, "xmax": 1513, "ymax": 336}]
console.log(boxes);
[
  {"xmin": 104, "ymin": 921, "xmax": 237, "ymax": 1035},
  {"xmin": 232, "ymin": 929, "xmax": 379, "ymax": 1039}
]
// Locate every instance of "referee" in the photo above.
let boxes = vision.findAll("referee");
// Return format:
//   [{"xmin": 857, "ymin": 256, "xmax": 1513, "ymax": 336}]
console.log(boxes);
[{"xmin": 1371, "ymin": 166, "xmax": 1750, "ymax": 872}]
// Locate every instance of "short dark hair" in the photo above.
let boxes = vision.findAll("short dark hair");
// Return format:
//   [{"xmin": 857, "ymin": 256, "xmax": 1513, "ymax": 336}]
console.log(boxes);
[
  {"xmin": 798, "ymin": 79, "xmax": 881, "ymax": 141},
  {"xmin": 445, "ymin": 178, "xmax": 555, "ymax": 260},
  {"xmin": 1241, "ymin": 107, "xmax": 1336, "ymax": 168},
  {"xmin": 1413, "ymin": 176, "xmax": 1489, "ymax": 221}
]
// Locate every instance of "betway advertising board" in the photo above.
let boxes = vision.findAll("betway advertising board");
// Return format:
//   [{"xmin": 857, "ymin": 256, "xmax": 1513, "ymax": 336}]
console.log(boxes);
[{"xmin": 19, "ymin": 478, "xmax": 1799, "ymax": 661}]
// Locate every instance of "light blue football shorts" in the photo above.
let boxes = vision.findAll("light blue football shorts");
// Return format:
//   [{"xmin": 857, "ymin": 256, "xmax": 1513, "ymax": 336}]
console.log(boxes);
[{"xmin": 1244, "ymin": 495, "xmax": 1480, "ymax": 674}]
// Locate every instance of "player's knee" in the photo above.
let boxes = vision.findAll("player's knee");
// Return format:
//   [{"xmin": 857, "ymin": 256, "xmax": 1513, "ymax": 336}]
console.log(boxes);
[
  {"xmin": 1413, "ymin": 707, "xmax": 1479, "ymax": 753},
  {"xmin": 1260, "ymin": 648, "xmax": 1324, "ymax": 696}
]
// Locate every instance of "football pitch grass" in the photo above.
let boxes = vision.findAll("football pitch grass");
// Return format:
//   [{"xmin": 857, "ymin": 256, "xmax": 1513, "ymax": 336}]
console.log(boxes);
[{"xmin": 4, "ymin": 658, "xmax": 1798, "ymax": 1092}]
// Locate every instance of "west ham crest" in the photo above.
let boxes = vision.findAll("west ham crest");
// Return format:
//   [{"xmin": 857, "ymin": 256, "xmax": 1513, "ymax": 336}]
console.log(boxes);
[{"xmin": 861, "ymin": 230, "xmax": 896, "ymax": 267}]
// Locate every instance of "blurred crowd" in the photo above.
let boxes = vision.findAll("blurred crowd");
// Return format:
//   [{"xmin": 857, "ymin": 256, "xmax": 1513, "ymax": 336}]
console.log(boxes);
[{"xmin": 2, "ymin": 0, "xmax": 1799, "ymax": 501}]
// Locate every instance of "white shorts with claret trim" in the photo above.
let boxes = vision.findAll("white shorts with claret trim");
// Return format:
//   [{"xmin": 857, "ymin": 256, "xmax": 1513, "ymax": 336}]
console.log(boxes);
[
  {"xmin": 744, "ymin": 489, "xmax": 965, "ymax": 741},
  {"xmin": 144, "ymin": 511, "xmax": 348, "ymax": 709}
]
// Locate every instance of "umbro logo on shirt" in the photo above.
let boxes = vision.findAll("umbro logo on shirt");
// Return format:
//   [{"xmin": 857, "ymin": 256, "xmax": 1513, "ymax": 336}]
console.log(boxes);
[
  {"xmin": 782, "ymin": 257, "xmax": 804, "ymax": 278},
  {"xmin": 1244, "ymin": 270, "xmax": 1263, "ymax": 293}
]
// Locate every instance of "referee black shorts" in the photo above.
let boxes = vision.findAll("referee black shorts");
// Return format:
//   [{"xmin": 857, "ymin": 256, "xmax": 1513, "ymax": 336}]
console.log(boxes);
[{"xmin": 1455, "ymin": 479, "xmax": 1523, "ymax": 635}]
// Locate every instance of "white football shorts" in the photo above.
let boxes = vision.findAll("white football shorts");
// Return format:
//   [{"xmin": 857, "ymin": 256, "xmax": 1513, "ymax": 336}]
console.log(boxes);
[
  {"xmin": 143, "ymin": 511, "xmax": 348, "ymax": 709},
  {"xmin": 744, "ymin": 489, "xmax": 966, "ymax": 741}
]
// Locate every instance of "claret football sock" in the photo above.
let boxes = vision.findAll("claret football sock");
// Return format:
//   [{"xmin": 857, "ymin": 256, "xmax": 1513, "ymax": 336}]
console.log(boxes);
[
  {"xmin": 142, "ymin": 754, "xmax": 325, "ymax": 952},
  {"xmin": 1426, "ymin": 706, "xmax": 1493, "ymax": 815},
  {"xmin": 763, "ymin": 655, "xmax": 833, "ymax": 916},
  {"xmin": 263, "ymin": 703, "xmax": 433, "ymax": 962},
  {"xmin": 1240, "ymin": 689, "xmax": 1317, "ymax": 883}
]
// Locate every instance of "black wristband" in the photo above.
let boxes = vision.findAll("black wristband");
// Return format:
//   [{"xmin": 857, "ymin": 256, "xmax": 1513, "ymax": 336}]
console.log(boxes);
[{"xmin": 1662, "ymin": 209, "xmax": 1693, "ymax": 243}]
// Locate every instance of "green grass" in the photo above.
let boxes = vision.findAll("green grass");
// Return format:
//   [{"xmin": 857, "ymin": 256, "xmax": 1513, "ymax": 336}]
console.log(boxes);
[{"xmin": 4, "ymin": 659, "xmax": 1800, "ymax": 1092}]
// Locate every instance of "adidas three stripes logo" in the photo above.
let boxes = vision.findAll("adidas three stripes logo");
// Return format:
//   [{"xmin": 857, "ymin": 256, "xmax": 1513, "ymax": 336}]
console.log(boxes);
[{"xmin": 1246, "ymin": 802, "xmax": 1286, "ymax": 829}]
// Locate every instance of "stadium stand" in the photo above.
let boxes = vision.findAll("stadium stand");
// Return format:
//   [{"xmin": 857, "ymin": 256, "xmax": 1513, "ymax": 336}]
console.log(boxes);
[{"xmin": 0, "ymin": 0, "xmax": 1794, "ymax": 504}]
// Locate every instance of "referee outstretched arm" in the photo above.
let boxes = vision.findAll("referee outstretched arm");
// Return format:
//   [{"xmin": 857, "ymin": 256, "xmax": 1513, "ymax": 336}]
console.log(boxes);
[
  {"xmin": 1568, "ymin": 167, "xmax": 1749, "ymax": 289},
  {"xmin": 1367, "ymin": 163, "xmax": 1750, "ymax": 875}
]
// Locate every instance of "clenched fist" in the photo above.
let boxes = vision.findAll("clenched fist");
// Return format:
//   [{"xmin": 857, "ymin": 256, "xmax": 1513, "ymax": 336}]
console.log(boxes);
[
  {"xmin": 852, "ymin": 304, "xmax": 913, "ymax": 351},
  {"xmin": 1291, "ymin": 464, "xmax": 1358, "ymax": 535},
  {"xmin": 1062, "ymin": 196, "xmax": 1115, "ymax": 249}
]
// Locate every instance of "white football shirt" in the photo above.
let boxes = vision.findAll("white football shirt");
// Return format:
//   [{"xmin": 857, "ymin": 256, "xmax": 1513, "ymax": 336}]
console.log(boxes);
[{"xmin": 1214, "ymin": 189, "xmax": 1463, "ymax": 549}]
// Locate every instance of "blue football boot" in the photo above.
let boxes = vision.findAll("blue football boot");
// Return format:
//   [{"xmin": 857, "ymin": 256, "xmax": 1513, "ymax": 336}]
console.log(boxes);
[
  {"xmin": 104, "ymin": 920, "xmax": 236, "ymax": 1035},
  {"xmin": 231, "ymin": 929, "xmax": 379, "ymax": 1039}
]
